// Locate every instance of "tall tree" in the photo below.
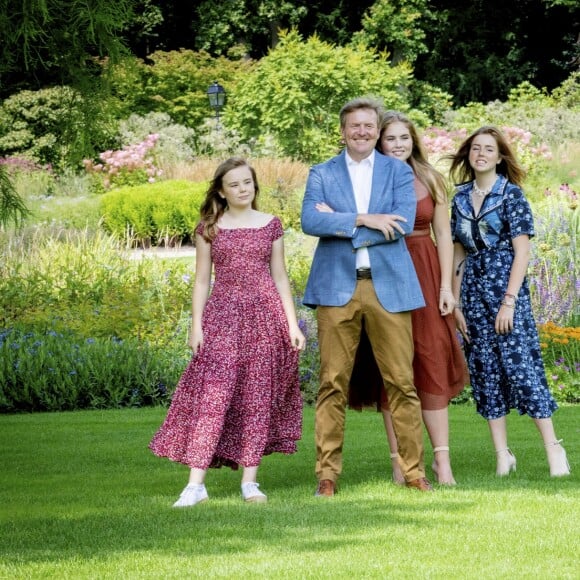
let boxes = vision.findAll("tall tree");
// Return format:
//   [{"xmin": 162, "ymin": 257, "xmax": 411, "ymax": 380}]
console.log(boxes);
[
  {"xmin": 0, "ymin": 0, "xmax": 135, "ymax": 97},
  {"xmin": 351, "ymin": 0, "xmax": 432, "ymax": 65},
  {"xmin": 415, "ymin": 0, "xmax": 579, "ymax": 105},
  {"xmin": 0, "ymin": 0, "xmax": 137, "ymax": 226},
  {"xmin": 192, "ymin": 0, "xmax": 308, "ymax": 56}
]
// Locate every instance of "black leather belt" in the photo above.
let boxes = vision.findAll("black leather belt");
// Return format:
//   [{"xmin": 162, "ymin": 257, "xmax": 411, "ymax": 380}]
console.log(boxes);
[{"xmin": 356, "ymin": 268, "xmax": 372, "ymax": 279}]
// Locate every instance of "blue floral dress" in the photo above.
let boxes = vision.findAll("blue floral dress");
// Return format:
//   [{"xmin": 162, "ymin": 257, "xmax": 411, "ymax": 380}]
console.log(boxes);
[{"xmin": 450, "ymin": 175, "xmax": 557, "ymax": 420}]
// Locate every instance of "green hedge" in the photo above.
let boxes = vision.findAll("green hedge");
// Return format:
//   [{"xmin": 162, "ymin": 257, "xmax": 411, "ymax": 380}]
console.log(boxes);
[
  {"xmin": 0, "ymin": 328, "xmax": 188, "ymax": 412},
  {"xmin": 101, "ymin": 179, "xmax": 207, "ymax": 246}
]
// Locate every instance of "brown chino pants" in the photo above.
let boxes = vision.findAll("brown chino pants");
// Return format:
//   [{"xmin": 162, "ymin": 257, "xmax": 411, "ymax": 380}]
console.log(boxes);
[{"xmin": 315, "ymin": 279, "xmax": 425, "ymax": 482}]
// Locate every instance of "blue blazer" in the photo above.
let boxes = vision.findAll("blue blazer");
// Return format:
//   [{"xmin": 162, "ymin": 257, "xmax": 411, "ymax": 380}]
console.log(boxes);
[{"xmin": 301, "ymin": 150, "xmax": 425, "ymax": 313}]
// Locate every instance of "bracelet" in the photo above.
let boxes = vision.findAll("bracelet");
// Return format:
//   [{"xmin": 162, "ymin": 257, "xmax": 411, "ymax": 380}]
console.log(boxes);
[
  {"xmin": 439, "ymin": 286, "xmax": 451, "ymax": 292},
  {"xmin": 454, "ymin": 303, "xmax": 463, "ymax": 309},
  {"xmin": 503, "ymin": 293, "xmax": 517, "ymax": 308}
]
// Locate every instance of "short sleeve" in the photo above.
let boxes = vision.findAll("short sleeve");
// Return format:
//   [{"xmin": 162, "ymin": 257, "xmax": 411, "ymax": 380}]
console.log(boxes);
[
  {"xmin": 269, "ymin": 216, "xmax": 284, "ymax": 241},
  {"xmin": 504, "ymin": 185, "xmax": 535, "ymax": 239},
  {"xmin": 195, "ymin": 221, "xmax": 204, "ymax": 236}
]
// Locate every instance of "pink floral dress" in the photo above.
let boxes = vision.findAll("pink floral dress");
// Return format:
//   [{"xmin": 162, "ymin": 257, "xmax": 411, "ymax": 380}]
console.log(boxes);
[{"xmin": 149, "ymin": 217, "xmax": 302, "ymax": 469}]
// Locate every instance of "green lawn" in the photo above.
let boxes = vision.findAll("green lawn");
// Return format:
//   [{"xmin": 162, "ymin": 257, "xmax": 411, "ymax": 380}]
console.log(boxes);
[{"xmin": 1, "ymin": 405, "xmax": 578, "ymax": 579}]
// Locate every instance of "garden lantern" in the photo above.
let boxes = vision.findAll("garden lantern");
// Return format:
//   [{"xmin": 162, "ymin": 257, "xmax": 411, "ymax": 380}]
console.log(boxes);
[{"xmin": 206, "ymin": 81, "xmax": 226, "ymax": 123}]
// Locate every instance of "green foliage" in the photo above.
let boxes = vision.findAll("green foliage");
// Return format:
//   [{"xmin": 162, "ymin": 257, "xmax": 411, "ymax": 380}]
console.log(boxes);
[
  {"xmin": 0, "ymin": 164, "xmax": 30, "ymax": 228},
  {"xmin": 0, "ymin": 1, "xmax": 135, "ymax": 167},
  {"xmin": 0, "ymin": 229, "xmax": 195, "ymax": 346},
  {"xmin": 101, "ymin": 56, "xmax": 152, "ymax": 121},
  {"xmin": 416, "ymin": 1, "xmax": 578, "ymax": 106},
  {"xmin": 100, "ymin": 180, "xmax": 207, "ymax": 246},
  {"xmin": 406, "ymin": 79, "xmax": 454, "ymax": 126},
  {"xmin": 282, "ymin": 229, "xmax": 316, "ymax": 297},
  {"xmin": 23, "ymin": 195, "xmax": 102, "ymax": 231},
  {"xmin": 4, "ymin": 163, "xmax": 102, "ymax": 229},
  {"xmin": 107, "ymin": 49, "xmax": 255, "ymax": 134},
  {"xmin": 443, "ymin": 77, "xmax": 580, "ymax": 191},
  {"xmin": 226, "ymin": 29, "xmax": 412, "ymax": 163},
  {"xmin": 192, "ymin": 0, "xmax": 309, "ymax": 55},
  {"xmin": 444, "ymin": 85, "xmax": 552, "ymax": 140},
  {"xmin": 295, "ymin": 303, "xmax": 320, "ymax": 405},
  {"xmin": 0, "ymin": 87, "xmax": 81, "ymax": 170},
  {"xmin": 352, "ymin": 0, "xmax": 431, "ymax": 64},
  {"xmin": 0, "ymin": 0, "xmax": 134, "ymax": 96},
  {"xmin": 551, "ymin": 70, "xmax": 580, "ymax": 109},
  {"xmin": 118, "ymin": 112, "xmax": 197, "ymax": 165},
  {"xmin": 0, "ymin": 327, "xmax": 187, "ymax": 412},
  {"xmin": 530, "ymin": 190, "xmax": 579, "ymax": 328},
  {"xmin": 0, "ymin": 86, "xmax": 118, "ymax": 172},
  {"xmin": 123, "ymin": 0, "xmax": 164, "ymax": 54},
  {"xmin": 259, "ymin": 187, "xmax": 303, "ymax": 232}
]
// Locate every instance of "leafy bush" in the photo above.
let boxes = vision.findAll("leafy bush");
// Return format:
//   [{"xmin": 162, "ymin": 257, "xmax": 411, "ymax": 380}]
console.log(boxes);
[
  {"xmin": 100, "ymin": 180, "xmax": 207, "ymax": 246},
  {"xmin": 538, "ymin": 323, "xmax": 580, "ymax": 404},
  {"xmin": 0, "ymin": 86, "xmax": 117, "ymax": 172},
  {"xmin": 444, "ymin": 78, "xmax": 580, "ymax": 147},
  {"xmin": 106, "ymin": 49, "xmax": 254, "ymax": 133},
  {"xmin": 225, "ymin": 29, "xmax": 412, "ymax": 163},
  {"xmin": 284, "ymin": 230, "xmax": 316, "ymax": 296},
  {"xmin": 118, "ymin": 112, "xmax": 197, "ymax": 166},
  {"xmin": 0, "ymin": 87, "xmax": 81, "ymax": 170},
  {"xmin": 296, "ymin": 304, "xmax": 320, "ymax": 406},
  {"xmin": 0, "ymin": 229, "xmax": 195, "ymax": 345},
  {"xmin": 83, "ymin": 134, "xmax": 163, "ymax": 192},
  {"xmin": 529, "ymin": 186, "xmax": 578, "ymax": 327},
  {"xmin": 0, "ymin": 327, "xmax": 189, "ymax": 412}
]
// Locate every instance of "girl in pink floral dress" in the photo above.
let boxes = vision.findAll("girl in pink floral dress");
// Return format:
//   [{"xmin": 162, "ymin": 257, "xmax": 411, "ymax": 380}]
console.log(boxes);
[{"xmin": 150, "ymin": 157, "xmax": 305, "ymax": 507}]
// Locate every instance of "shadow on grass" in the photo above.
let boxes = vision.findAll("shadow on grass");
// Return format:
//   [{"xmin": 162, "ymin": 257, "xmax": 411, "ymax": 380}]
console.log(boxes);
[{"xmin": 0, "ymin": 405, "xmax": 577, "ymax": 569}]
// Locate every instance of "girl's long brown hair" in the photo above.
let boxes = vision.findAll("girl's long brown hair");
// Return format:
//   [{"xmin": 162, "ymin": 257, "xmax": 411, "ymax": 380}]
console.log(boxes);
[
  {"xmin": 198, "ymin": 157, "xmax": 260, "ymax": 241},
  {"xmin": 447, "ymin": 126, "xmax": 526, "ymax": 187}
]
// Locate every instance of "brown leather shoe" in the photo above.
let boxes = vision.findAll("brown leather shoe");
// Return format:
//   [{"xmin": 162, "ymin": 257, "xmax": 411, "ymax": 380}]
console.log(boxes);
[
  {"xmin": 315, "ymin": 479, "xmax": 336, "ymax": 497},
  {"xmin": 406, "ymin": 477, "xmax": 434, "ymax": 492}
]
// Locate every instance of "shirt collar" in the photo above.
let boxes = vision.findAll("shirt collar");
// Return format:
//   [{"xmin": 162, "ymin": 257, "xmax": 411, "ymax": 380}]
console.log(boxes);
[{"xmin": 346, "ymin": 149, "xmax": 375, "ymax": 169}]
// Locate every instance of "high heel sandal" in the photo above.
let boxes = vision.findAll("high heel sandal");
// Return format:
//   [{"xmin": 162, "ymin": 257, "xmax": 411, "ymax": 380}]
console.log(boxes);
[
  {"xmin": 432, "ymin": 446, "xmax": 457, "ymax": 486},
  {"xmin": 390, "ymin": 452, "xmax": 405, "ymax": 485},
  {"xmin": 545, "ymin": 439, "xmax": 571, "ymax": 477},
  {"xmin": 496, "ymin": 447, "xmax": 517, "ymax": 476}
]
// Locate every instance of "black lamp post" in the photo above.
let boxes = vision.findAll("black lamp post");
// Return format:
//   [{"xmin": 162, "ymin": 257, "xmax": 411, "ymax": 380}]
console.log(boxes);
[{"xmin": 206, "ymin": 81, "xmax": 226, "ymax": 126}]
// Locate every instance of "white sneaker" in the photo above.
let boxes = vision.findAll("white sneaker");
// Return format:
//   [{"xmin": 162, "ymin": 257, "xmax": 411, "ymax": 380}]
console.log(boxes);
[
  {"xmin": 241, "ymin": 482, "xmax": 267, "ymax": 503},
  {"xmin": 172, "ymin": 483, "xmax": 209, "ymax": 507}
]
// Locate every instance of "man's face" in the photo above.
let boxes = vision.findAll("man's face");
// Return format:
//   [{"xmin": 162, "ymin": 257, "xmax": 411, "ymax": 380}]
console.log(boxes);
[{"xmin": 341, "ymin": 108, "xmax": 380, "ymax": 162}]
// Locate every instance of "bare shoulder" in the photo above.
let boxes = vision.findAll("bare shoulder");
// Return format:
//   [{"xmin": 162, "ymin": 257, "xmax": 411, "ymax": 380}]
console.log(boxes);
[{"xmin": 253, "ymin": 211, "xmax": 277, "ymax": 227}]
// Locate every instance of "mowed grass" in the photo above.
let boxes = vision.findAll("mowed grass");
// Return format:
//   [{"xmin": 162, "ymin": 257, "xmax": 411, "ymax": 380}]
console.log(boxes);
[{"xmin": 1, "ymin": 405, "xmax": 578, "ymax": 579}]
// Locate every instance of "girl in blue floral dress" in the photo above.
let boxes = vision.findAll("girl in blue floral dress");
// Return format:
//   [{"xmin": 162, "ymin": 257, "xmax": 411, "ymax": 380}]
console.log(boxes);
[{"xmin": 449, "ymin": 126, "xmax": 570, "ymax": 478}]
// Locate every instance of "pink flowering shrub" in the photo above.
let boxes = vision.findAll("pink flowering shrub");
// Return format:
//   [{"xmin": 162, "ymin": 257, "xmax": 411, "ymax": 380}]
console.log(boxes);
[
  {"xmin": 83, "ymin": 134, "xmax": 163, "ymax": 192},
  {"xmin": 421, "ymin": 125, "xmax": 553, "ymax": 185},
  {"xmin": 421, "ymin": 127, "xmax": 468, "ymax": 158}
]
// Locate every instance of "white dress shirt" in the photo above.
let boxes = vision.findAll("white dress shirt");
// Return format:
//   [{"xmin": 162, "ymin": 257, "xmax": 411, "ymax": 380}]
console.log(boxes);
[{"xmin": 346, "ymin": 150, "xmax": 374, "ymax": 269}]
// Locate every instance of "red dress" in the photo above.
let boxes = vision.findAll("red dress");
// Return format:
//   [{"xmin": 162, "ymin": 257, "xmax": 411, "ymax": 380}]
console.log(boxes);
[
  {"xmin": 349, "ymin": 178, "xmax": 467, "ymax": 410},
  {"xmin": 149, "ymin": 217, "xmax": 302, "ymax": 469}
]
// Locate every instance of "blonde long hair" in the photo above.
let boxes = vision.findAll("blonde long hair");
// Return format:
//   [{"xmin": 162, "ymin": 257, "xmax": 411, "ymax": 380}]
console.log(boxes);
[{"xmin": 378, "ymin": 110, "xmax": 449, "ymax": 204}]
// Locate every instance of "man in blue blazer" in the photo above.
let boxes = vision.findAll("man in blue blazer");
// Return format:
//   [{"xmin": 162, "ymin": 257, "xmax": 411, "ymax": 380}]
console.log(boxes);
[{"xmin": 301, "ymin": 97, "xmax": 433, "ymax": 496}]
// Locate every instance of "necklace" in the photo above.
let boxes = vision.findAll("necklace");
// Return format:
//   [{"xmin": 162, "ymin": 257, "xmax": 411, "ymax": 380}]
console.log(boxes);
[{"xmin": 472, "ymin": 182, "xmax": 491, "ymax": 197}]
